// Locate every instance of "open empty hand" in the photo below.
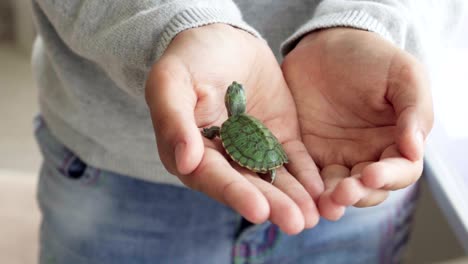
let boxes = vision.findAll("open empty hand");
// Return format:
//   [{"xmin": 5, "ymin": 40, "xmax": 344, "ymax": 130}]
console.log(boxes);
[{"xmin": 282, "ymin": 28, "xmax": 433, "ymax": 220}]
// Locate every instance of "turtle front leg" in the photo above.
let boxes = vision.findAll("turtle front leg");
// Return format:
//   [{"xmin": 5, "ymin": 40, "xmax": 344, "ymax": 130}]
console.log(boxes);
[
  {"xmin": 202, "ymin": 126, "xmax": 220, "ymax": 139},
  {"xmin": 269, "ymin": 169, "xmax": 276, "ymax": 184}
]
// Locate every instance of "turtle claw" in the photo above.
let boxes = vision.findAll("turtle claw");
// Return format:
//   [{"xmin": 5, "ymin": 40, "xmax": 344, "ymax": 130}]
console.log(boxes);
[
  {"xmin": 202, "ymin": 126, "xmax": 220, "ymax": 139},
  {"xmin": 269, "ymin": 169, "xmax": 276, "ymax": 184}
]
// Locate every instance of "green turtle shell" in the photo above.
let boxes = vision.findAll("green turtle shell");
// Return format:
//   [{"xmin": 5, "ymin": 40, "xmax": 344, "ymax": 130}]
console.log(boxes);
[{"xmin": 220, "ymin": 113, "xmax": 288, "ymax": 173}]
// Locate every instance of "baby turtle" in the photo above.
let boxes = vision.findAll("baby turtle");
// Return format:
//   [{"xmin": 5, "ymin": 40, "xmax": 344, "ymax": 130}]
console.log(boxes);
[{"xmin": 202, "ymin": 81, "xmax": 288, "ymax": 183}]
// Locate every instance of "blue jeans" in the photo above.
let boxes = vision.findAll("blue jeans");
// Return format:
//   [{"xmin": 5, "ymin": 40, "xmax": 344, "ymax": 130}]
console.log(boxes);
[{"xmin": 35, "ymin": 117, "xmax": 418, "ymax": 264}]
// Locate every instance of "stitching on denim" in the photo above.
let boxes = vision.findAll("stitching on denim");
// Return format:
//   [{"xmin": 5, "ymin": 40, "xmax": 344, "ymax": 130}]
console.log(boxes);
[
  {"xmin": 232, "ymin": 224, "xmax": 280, "ymax": 263},
  {"xmin": 82, "ymin": 167, "xmax": 101, "ymax": 185}
]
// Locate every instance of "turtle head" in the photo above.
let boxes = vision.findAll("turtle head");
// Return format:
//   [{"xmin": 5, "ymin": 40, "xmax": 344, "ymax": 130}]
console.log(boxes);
[{"xmin": 225, "ymin": 81, "xmax": 246, "ymax": 117}]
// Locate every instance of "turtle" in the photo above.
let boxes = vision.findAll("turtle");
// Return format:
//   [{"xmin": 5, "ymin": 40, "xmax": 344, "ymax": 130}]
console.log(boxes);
[{"xmin": 201, "ymin": 81, "xmax": 288, "ymax": 183}]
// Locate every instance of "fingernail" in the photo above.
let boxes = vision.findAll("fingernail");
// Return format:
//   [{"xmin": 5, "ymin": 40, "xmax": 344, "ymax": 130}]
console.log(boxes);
[{"xmin": 175, "ymin": 142, "xmax": 185, "ymax": 173}]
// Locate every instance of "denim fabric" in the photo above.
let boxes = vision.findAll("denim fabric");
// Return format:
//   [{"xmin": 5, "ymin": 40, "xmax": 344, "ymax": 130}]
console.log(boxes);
[{"xmin": 35, "ymin": 117, "xmax": 418, "ymax": 264}]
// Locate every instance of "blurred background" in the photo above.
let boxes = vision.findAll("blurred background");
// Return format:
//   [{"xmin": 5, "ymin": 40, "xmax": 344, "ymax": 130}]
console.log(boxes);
[{"xmin": 0, "ymin": 1, "xmax": 466, "ymax": 264}]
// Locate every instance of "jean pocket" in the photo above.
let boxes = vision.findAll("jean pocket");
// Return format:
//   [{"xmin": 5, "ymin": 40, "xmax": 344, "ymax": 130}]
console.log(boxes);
[{"xmin": 35, "ymin": 116, "xmax": 98, "ymax": 184}]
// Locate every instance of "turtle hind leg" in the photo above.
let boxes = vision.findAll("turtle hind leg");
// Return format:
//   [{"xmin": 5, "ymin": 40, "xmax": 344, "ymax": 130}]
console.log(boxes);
[
  {"xmin": 202, "ymin": 126, "xmax": 220, "ymax": 139},
  {"xmin": 269, "ymin": 169, "xmax": 276, "ymax": 184}
]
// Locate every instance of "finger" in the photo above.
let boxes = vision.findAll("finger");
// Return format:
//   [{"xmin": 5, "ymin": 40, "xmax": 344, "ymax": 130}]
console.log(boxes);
[
  {"xmin": 331, "ymin": 176, "xmax": 389, "ymax": 207},
  {"xmin": 331, "ymin": 162, "xmax": 372, "ymax": 206},
  {"xmin": 354, "ymin": 188, "xmax": 389, "ymax": 208},
  {"xmin": 361, "ymin": 144, "xmax": 423, "ymax": 189},
  {"xmin": 283, "ymin": 140, "xmax": 324, "ymax": 201},
  {"xmin": 387, "ymin": 53, "xmax": 433, "ymax": 161},
  {"xmin": 317, "ymin": 165, "xmax": 348, "ymax": 221},
  {"xmin": 146, "ymin": 59, "xmax": 204, "ymax": 175},
  {"xmin": 331, "ymin": 177, "xmax": 365, "ymax": 206},
  {"xmin": 181, "ymin": 148, "xmax": 270, "ymax": 224},
  {"xmin": 332, "ymin": 162, "xmax": 390, "ymax": 207},
  {"xmin": 245, "ymin": 172, "xmax": 305, "ymax": 235},
  {"xmin": 322, "ymin": 164, "xmax": 349, "ymax": 190},
  {"xmin": 360, "ymin": 145, "xmax": 423, "ymax": 190},
  {"xmin": 272, "ymin": 166, "xmax": 320, "ymax": 229},
  {"xmin": 318, "ymin": 192, "xmax": 345, "ymax": 221},
  {"xmin": 350, "ymin": 162, "xmax": 373, "ymax": 176}
]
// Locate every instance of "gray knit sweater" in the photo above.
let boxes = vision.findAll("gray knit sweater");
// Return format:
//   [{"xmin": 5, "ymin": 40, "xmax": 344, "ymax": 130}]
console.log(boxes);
[{"xmin": 31, "ymin": 0, "xmax": 463, "ymax": 185}]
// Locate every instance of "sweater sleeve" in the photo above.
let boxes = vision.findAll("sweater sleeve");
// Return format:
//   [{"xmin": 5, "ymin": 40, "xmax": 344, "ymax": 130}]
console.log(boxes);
[
  {"xmin": 280, "ymin": 0, "xmax": 466, "ymax": 63},
  {"xmin": 32, "ymin": 0, "xmax": 259, "ymax": 96}
]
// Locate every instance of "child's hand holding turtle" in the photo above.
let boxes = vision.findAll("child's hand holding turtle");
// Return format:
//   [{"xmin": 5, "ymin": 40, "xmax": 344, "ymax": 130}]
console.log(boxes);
[{"xmin": 145, "ymin": 24, "xmax": 324, "ymax": 235}]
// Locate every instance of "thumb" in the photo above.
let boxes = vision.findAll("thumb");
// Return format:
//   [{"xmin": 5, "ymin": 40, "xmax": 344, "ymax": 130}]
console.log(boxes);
[
  {"xmin": 145, "ymin": 59, "xmax": 204, "ymax": 175},
  {"xmin": 387, "ymin": 54, "xmax": 434, "ymax": 161}
]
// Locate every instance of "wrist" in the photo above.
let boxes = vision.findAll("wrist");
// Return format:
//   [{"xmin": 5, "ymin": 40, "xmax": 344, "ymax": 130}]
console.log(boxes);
[{"xmin": 295, "ymin": 27, "xmax": 368, "ymax": 50}]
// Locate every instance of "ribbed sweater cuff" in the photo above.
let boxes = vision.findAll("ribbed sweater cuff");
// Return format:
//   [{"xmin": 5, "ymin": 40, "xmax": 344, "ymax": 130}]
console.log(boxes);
[
  {"xmin": 155, "ymin": 7, "xmax": 261, "ymax": 60},
  {"xmin": 281, "ymin": 10, "xmax": 394, "ymax": 56}
]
